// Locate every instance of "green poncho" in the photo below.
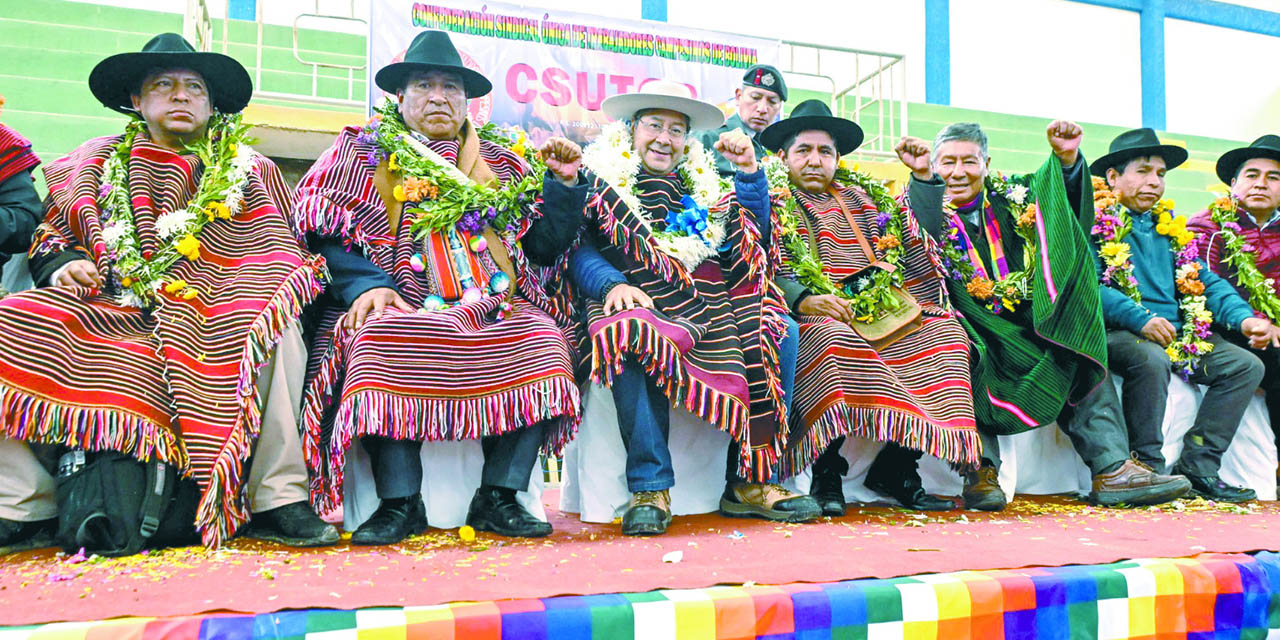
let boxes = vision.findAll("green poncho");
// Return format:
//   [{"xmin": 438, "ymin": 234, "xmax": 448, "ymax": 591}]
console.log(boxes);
[{"xmin": 910, "ymin": 155, "xmax": 1108, "ymax": 435}]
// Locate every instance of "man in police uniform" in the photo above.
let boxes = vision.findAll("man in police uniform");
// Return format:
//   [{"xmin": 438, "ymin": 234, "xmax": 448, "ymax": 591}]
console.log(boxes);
[{"xmin": 695, "ymin": 64, "xmax": 787, "ymax": 177}]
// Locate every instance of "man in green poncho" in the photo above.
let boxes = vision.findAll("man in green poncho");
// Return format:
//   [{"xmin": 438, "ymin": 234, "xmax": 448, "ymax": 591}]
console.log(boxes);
[{"xmin": 896, "ymin": 121, "xmax": 1190, "ymax": 510}]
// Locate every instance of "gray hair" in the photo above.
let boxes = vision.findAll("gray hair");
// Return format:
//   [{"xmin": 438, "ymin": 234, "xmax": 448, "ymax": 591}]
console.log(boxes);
[{"xmin": 932, "ymin": 122, "xmax": 988, "ymax": 164}]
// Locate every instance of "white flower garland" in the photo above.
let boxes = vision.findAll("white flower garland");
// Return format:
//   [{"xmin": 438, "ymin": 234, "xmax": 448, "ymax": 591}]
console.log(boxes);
[
  {"xmin": 98, "ymin": 115, "xmax": 256, "ymax": 306},
  {"xmin": 583, "ymin": 121, "xmax": 727, "ymax": 270}
]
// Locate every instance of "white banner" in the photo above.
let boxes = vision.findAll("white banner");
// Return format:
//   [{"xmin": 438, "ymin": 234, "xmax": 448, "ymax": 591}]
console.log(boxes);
[{"xmin": 369, "ymin": 0, "xmax": 781, "ymax": 146}]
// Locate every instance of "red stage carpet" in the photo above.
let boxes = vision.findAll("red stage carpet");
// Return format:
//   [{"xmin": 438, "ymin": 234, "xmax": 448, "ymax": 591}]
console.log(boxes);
[{"xmin": 0, "ymin": 492, "xmax": 1275, "ymax": 626}]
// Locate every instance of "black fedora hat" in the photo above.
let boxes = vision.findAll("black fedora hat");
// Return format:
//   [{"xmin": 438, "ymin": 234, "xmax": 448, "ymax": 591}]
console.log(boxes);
[
  {"xmin": 375, "ymin": 30, "xmax": 492, "ymax": 99},
  {"xmin": 759, "ymin": 99, "xmax": 863, "ymax": 155},
  {"xmin": 89, "ymin": 33, "xmax": 252, "ymax": 115},
  {"xmin": 1216, "ymin": 134, "xmax": 1280, "ymax": 184},
  {"xmin": 1091, "ymin": 127, "xmax": 1188, "ymax": 177}
]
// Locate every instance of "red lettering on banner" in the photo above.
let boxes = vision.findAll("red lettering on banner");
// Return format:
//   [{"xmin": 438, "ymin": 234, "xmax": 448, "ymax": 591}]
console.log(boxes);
[
  {"xmin": 540, "ymin": 67, "xmax": 572, "ymax": 106},
  {"xmin": 505, "ymin": 63, "xmax": 706, "ymax": 111},
  {"xmin": 609, "ymin": 75, "xmax": 634, "ymax": 94},
  {"xmin": 507, "ymin": 63, "xmax": 536, "ymax": 103},
  {"xmin": 577, "ymin": 73, "xmax": 607, "ymax": 110}
]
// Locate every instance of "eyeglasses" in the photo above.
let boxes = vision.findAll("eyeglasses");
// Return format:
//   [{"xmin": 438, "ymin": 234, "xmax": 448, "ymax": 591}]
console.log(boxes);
[{"xmin": 635, "ymin": 118, "xmax": 688, "ymax": 140}]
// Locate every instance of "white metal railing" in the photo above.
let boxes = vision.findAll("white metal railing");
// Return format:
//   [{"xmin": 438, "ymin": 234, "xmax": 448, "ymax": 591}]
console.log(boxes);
[
  {"xmin": 777, "ymin": 41, "xmax": 908, "ymax": 159},
  {"xmin": 183, "ymin": 0, "xmax": 214, "ymax": 53},
  {"xmin": 183, "ymin": 0, "xmax": 368, "ymax": 108}
]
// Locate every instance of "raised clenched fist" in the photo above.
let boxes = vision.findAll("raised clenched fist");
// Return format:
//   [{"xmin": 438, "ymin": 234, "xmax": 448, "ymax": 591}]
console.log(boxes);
[
  {"xmin": 1046, "ymin": 120, "xmax": 1083, "ymax": 167},
  {"xmin": 895, "ymin": 136, "xmax": 933, "ymax": 180},
  {"xmin": 539, "ymin": 137, "xmax": 583, "ymax": 186},
  {"xmin": 714, "ymin": 130, "xmax": 758, "ymax": 174}
]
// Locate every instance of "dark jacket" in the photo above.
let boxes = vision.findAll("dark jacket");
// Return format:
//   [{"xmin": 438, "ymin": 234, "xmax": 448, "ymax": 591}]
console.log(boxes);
[
  {"xmin": 694, "ymin": 114, "xmax": 768, "ymax": 178},
  {"xmin": 319, "ymin": 171, "xmax": 588, "ymax": 307},
  {"xmin": 0, "ymin": 169, "xmax": 42, "ymax": 282}
]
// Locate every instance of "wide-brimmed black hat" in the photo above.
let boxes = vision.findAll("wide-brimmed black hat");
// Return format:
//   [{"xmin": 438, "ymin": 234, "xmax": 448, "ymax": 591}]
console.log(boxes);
[
  {"xmin": 89, "ymin": 33, "xmax": 252, "ymax": 115},
  {"xmin": 742, "ymin": 64, "xmax": 786, "ymax": 101},
  {"xmin": 1091, "ymin": 127, "xmax": 1188, "ymax": 177},
  {"xmin": 1216, "ymin": 134, "xmax": 1280, "ymax": 184},
  {"xmin": 759, "ymin": 99, "xmax": 863, "ymax": 155},
  {"xmin": 375, "ymin": 30, "xmax": 491, "ymax": 99}
]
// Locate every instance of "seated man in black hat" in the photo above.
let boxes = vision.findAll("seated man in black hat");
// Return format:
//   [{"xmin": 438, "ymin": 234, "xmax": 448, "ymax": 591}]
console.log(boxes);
[
  {"xmin": 694, "ymin": 64, "xmax": 786, "ymax": 178},
  {"xmin": 1087, "ymin": 127, "xmax": 1278, "ymax": 502},
  {"xmin": 898, "ymin": 122, "xmax": 1190, "ymax": 511},
  {"xmin": 0, "ymin": 33, "xmax": 336, "ymax": 553},
  {"xmin": 1188, "ymin": 136, "xmax": 1280, "ymax": 471},
  {"xmin": 294, "ymin": 29, "xmax": 587, "ymax": 545},
  {"xmin": 760, "ymin": 100, "xmax": 978, "ymax": 515}
]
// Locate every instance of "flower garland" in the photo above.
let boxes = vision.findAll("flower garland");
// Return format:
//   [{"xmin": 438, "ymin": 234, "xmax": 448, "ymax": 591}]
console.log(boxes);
[
  {"xmin": 98, "ymin": 113, "xmax": 255, "ymax": 307},
  {"xmin": 763, "ymin": 156, "xmax": 908, "ymax": 322},
  {"xmin": 1091, "ymin": 179, "xmax": 1212, "ymax": 378},
  {"xmin": 581, "ymin": 121, "xmax": 727, "ymax": 270},
  {"xmin": 1207, "ymin": 195, "xmax": 1280, "ymax": 322},
  {"xmin": 934, "ymin": 174, "xmax": 1039, "ymax": 314},
  {"xmin": 359, "ymin": 97, "xmax": 546, "ymax": 238}
]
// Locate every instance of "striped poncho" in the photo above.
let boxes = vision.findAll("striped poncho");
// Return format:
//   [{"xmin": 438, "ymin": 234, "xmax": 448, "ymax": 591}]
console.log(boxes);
[
  {"xmin": 294, "ymin": 125, "xmax": 579, "ymax": 512},
  {"xmin": 0, "ymin": 133, "xmax": 325, "ymax": 547},
  {"xmin": 916, "ymin": 156, "xmax": 1107, "ymax": 435},
  {"xmin": 781, "ymin": 184, "xmax": 979, "ymax": 471},
  {"xmin": 0, "ymin": 124, "xmax": 38, "ymax": 184},
  {"xmin": 577, "ymin": 172, "xmax": 790, "ymax": 480}
]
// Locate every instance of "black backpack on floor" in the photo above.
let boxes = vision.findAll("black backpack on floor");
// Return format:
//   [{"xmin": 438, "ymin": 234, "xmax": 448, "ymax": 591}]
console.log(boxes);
[{"xmin": 54, "ymin": 450, "xmax": 200, "ymax": 556}]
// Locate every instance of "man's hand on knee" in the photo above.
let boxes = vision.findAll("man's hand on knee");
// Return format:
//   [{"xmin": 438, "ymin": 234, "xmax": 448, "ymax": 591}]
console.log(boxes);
[{"xmin": 344, "ymin": 287, "xmax": 413, "ymax": 331}]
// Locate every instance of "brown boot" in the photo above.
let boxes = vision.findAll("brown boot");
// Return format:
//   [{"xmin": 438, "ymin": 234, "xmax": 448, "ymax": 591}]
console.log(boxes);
[
  {"xmin": 719, "ymin": 483, "xmax": 821, "ymax": 522},
  {"xmin": 1091, "ymin": 458, "xmax": 1191, "ymax": 507},
  {"xmin": 622, "ymin": 490, "xmax": 672, "ymax": 536},
  {"xmin": 962, "ymin": 466, "xmax": 1006, "ymax": 511}
]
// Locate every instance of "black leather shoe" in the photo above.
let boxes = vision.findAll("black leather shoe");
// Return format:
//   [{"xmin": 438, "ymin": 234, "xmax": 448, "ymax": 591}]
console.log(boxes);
[
  {"xmin": 243, "ymin": 501, "xmax": 340, "ymax": 547},
  {"xmin": 866, "ymin": 459, "xmax": 954, "ymax": 511},
  {"xmin": 810, "ymin": 468, "xmax": 846, "ymax": 517},
  {"xmin": 351, "ymin": 495, "xmax": 428, "ymax": 545},
  {"xmin": 1174, "ymin": 467, "xmax": 1257, "ymax": 503},
  {"xmin": 621, "ymin": 490, "xmax": 671, "ymax": 536},
  {"xmin": 466, "ymin": 486, "xmax": 552, "ymax": 538},
  {"xmin": 0, "ymin": 517, "xmax": 55, "ymax": 555}
]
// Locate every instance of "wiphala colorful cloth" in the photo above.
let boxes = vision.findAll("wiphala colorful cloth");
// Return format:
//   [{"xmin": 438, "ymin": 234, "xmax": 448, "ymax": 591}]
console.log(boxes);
[{"xmin": 0, "ymin": 133, "xmax": 324, "ymax": 546}]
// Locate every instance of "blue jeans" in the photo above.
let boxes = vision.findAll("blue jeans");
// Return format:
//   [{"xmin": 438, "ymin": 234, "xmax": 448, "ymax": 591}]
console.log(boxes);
[
  {"xmin": 614, "ymin": 316, "xmax": 800, "ymax": 490},
  {"xmin": 609, "ymin": 359, "xmax": 674, "ymax": 492}
]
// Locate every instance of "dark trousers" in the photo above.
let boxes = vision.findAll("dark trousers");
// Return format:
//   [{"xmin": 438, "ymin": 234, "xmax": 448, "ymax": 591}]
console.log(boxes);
[
  {"xmin": 979, "ymin": 375, "xmax": 1131, "ymax": 475},
  {"xmin": 1107, "ymin": 329, "xmax": 1264, "ymax": 476},
  {"xmin": 362, "ymin": 421, "xmax": 548, "ymax": 499},
  {"xmin": 1223, "ymin": 329, "xmax": 1280, "ymax": 450}
]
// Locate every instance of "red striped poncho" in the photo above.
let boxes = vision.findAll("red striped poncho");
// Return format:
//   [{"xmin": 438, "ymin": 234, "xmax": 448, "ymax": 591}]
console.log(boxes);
[
  {"xmin": 294, "ymin": 126, "xmax": 579, "ymax": 512},
  {"xmin": 0, "ymin": 133, "xmax": 325, "ymax": 547},
  {"xmin": 782, "ymin": 185, "xmax": 979, "ymax": 471},
  {"xmin": 575, "ymin": 172, "xmax": 790, "ymax": 481},
  {"xmin": 0, "ymin": 124, "xmax": 38, "ymax": 184}
]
